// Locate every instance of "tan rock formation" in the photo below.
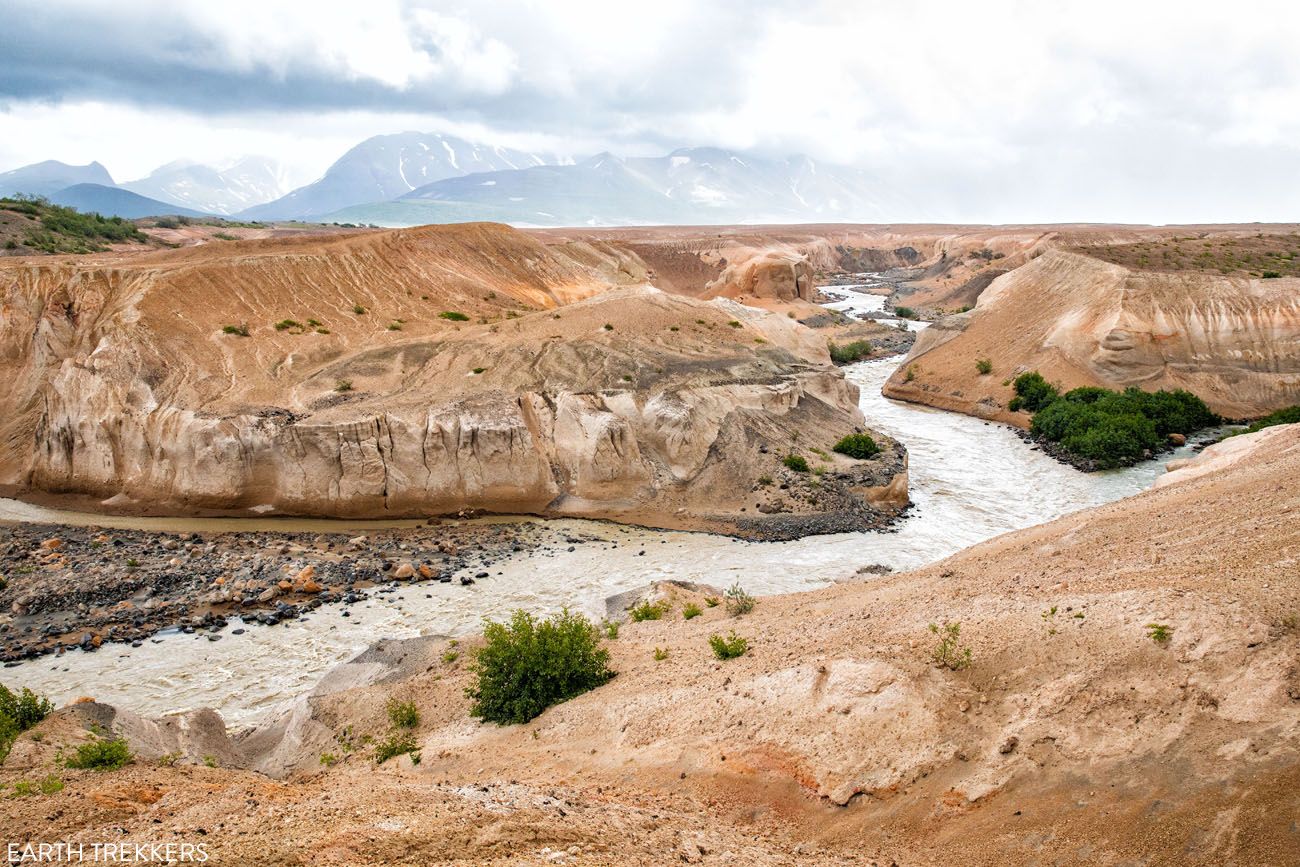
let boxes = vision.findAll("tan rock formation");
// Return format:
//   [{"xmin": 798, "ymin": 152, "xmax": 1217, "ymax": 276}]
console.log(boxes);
[
  {"xmin": 884, "ymin": 248, "xmax": 1300, "ymax": 422},
  {"xmin": 0, "ymin": 224, "xmax": 904, "ymax": 536}
]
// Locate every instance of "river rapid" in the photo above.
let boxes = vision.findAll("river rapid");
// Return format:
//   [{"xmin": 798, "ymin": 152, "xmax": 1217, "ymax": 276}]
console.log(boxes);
[{"xmin": 2, "ymin": 283, "xmax": 1207, "ymax": 726}]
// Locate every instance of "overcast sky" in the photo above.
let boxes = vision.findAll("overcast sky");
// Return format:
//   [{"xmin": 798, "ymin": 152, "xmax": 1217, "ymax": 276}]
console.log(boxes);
[{"xmin": 2, "ymin": 0, "xmax": 1298, "ymax": 222}]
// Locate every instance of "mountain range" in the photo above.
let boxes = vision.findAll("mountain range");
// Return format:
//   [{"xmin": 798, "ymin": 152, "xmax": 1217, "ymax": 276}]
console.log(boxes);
[{"xmin": 1, "ymin": 133, "xmax": 914, "ymax": 226}]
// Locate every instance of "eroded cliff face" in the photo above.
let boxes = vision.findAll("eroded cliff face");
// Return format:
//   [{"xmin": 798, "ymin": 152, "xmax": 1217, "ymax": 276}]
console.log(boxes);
[
  {"xmin": 0, "ymin": 225, "xmax": 905, "ymax": 536},
  {"xmin": 884, "ymin": 249, "xmax": 1300, "ymax": 421}
]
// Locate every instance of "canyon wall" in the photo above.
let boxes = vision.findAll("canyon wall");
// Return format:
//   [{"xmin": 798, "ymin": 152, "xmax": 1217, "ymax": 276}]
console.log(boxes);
[
  {"xmin": 884, "ymin": 249, "xmax": 1300, "ymax": 421},
  {"xmin": 0, "ymin": 225, "xmax": 905, "ymax": 536}
]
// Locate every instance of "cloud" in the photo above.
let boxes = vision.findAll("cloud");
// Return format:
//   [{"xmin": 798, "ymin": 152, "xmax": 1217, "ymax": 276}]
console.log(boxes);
[{"xmin": 2, "ymin": 0, "xmax": 1299, "ymax": 221}]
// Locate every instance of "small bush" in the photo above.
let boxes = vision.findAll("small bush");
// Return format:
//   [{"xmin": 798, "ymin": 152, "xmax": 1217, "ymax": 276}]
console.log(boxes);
[
  {"xmin": 893, "ymin": 306, "xmax": 916, "ymax": 319},
  {"xmin": 723, "ymin": 583, "xmax": 755, "ymax": 617},
  {"xmin": 387, "ymin": 322, "xmax": 402, "ymax": 331},
  {"xmin": 472, "ymin": 367, "xmax": 486, "ymax": 374},
  {"xmin": 628, "ymin": 600, "xmax": 666, "ymax": 622},
  {"xmin": 38, "ymin": 774, "xmax": 63, "ymax": 795},
  {"xmin": 353, "ymin": 304, "xmax": 367, "ymax": 315},
  {"xmin": 602, "ymin": 323, "xmax": 614, "ymax": 331},
  {"xmin": 1262, "ymin": 271, "xmax": 1281, "ymax": 278},
  {"xmin": 0, "ymin": 685, "xmax": 54, "ymax": 731},
  {"xmin": 386, "ymin": 699, "xmax": 419, "ymax": 729},
  {"xmin": 1146, "ymin": 623, "xmax": 1173, "ymax": 644},
  {"xmin": 320, "ymin": 752, "xmax": 338, "ymax": 767},
  {"xmin": 903, "ymin": 365, "xmax": 917, "ymax": 383},
  {"xmin": 704, "ymin": 597, "xmax": 719, "ymax": 608},
  {"xmin": 65, "ymin": 736, "xmax": 132, "ymax": 771},
  {"xmin": 440, "ymin": 311, "xmax": 470, "ymax": 322},
  {"xmin": 221, "ymin": 324, "xmax": 250, "ymax": 337},
  {"xmin": 603, "ymin": 620, "xmax": 620, "ymax": 640},
  {"xmin": 682, "ymin": 603, "xmax": 702, "ymax": 620},
  {"xmin": 828, "ymin": 340, "xmax": 873, "ymax": 364},
  {"xmin": 653, "ymin": 647, "xmax": 669, "ymax": 661},
  {"xmin": 1008, "ymin": 371, "xmax": 1059, "ymax": 413},
  {"xmin": 1232, "ymin": 404, "xmax": 1300, "ymax": 436},
  {"xmin": 334, "ymin": 379, "xmax": 353, "ymax": 392},
  {"xmin": 975, "ymin": 358, "xmax": 993, "ymax": 375},
  {"xmin": 727, "ymin": 320, "xmax": 742, "ymax": 328},
  {"xmin": 832, "ymin": 433, "xmax": 880, "ymax": 460},
  {"xmin": 373, "ymin": 732, "xmax": 418, "ymax": 764},
  {"xmin": 442, "ymin": 650, "xmax": 460, "ymax": 664},
  {"xmin": 273, "ymin": 319, "xmax": 303, "ymax": 332},
  {"xmin": 708, "ymin": 631, "xmax": 749, "ymax": 660},
  {"xmin": 783, "ymin": 454, "xmax": 809, "ymax": 472},
  {"xmin": 928, "ymin": 622, "xmax": 972, "ymax": 671},
  {"xmin": 467, "ymin": 609, "xmax": 614, "ymax": 725}
]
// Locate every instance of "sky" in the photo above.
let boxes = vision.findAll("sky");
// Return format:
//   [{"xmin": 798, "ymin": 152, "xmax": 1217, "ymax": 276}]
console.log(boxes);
[{"xmin": 2, "ymin": 0, "xmax": 1299, "ymax": 223}]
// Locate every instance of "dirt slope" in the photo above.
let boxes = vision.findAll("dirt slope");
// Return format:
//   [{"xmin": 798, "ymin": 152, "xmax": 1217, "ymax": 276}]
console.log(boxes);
[
  {"xmin": 6, "ymin": 425, "xmax": 1296, "ymax": 865},
  {"xmin": 884, "ymin": 248, "xmax": 1300, "ymax": 422},
  {"xmin": 0, "ymin": 223, "xmax": 904, "ymax": 535}
]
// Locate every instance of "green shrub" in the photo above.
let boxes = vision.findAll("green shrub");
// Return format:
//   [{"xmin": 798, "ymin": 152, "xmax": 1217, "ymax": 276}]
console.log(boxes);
[
  {"xmin": 273, "ymin": 319, "xmax": 303, "ymax": 331},
  {"xmin": 1146, "ymin": 623, "xmax": 1173, "ymax": 644},
  {"xmin": 728, "ymin": 320, "xmax": 742, "ymax": 328},
  {"xmin": 467, "ymin": 609, "xmax": 614, "ymax": 725},
  {"xmin": 704, "ymin": 597, "xmax": 719, "ymax": 608},
  {"xmin": 221, "ymin": 324, "xmax": 250, "ymax": 336},
  {"xmin": 1262, "ymin": 271, "xmax": 1281, "ymax": 278},
  {"xmin": 0, "ymin": 685, "xmax": 55, "ymax": 730},
  {"xmin": 929, "ymin": 622, "xmax": 972, "ymax": 670},
  {"xmin": 1231, "ymin": 405, "xmax": 1300, "ymax": 436},
  {"xmin": 353, "ymin": 304, "xmax": 367, "ymax": 315},
  {"xmin": 828, "ymin": 340, "xmax": 873, "ymax": 364},
  {"xmin": 1025, "ymin": 381, "xmax": 1217, "ymax": 468},
  {"xmin": 893, "ymin": 306, "xmax": 916, "ymax": 319},
  {"xmin": 832, "ymin": 433, "xmax": 880, "ymax": 459},
  {"xmin": 373, "ymin": 732, "xmax": 418, "ymax": 764},
  {"xmin": 975, "ymin": 358, "xmax": 993, "ymax": 375},
  {"xmin": 38, "ymin": 774, "xmax": 63, "ymax": 795},
  {"xmin": 708, "ymin": 631, "xmax": 749, "ymax": 660},
  {"xmin": 603, "ymin": 620, "xmax": 620, "ymax": 640},
  {"xmin": 723, "ymin": 583, "xmax": 755, "ymax": 616},
  {"xmin": 386, "ymin": 699, "xmax": 419, "ymax": 729},
  {"xmin": 653, "ymin": 647, "xmax": 669, "ymax": 661},
  {"xmin": 334, "ymin": 379, "xmax": 353, "ymax": 392},
  {"xmin": 602, "ymin": 323, "xmax": 614, "ymax": 331},
  {"xmin": 65, "ymin": 736, "xmax": 132, "ymax": 770},
  {"xmin": 440, "ymin": 311, "xmax": 470, "ymax": 322},
  {"xmin": 783, "ymin": 454, "xmax": 809, "ymax": 472},
  {"xmin": 628, "ymin": 600, "xmax": 665, "ymax": 622},
  {"xmin": 682, "ymin": 603, "xmax": 702, "ymax": 620},
  {"xmin": 1008, "ymin": 371, "xmax": 1059, "ymax": 413},
  {"xmin": 387, "ymin": 322, "xmax": 402, "ymax": 331}
]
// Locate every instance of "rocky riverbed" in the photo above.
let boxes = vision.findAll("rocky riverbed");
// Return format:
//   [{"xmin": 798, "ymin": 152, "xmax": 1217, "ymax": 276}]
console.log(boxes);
[{"xmin": 0, "ymin": 519, "xmax": 593, "ymax": 662}]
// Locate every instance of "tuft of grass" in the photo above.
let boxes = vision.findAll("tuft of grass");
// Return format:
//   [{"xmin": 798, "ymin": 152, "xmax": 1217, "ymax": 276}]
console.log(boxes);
[
  {"xmin": 387, "ymin": 322, "xmax": 403, "ymax": 331},
  {"xmin": 708, "ymin": 631, "xmax": 749, "ymax": 660},
  {"xmin": 221, "ymin": 324, "xmax": 250, "ymax": 337},
  {"xmin": 728, "ymin": 320, "xmax": 742, "ymax": 328},
  {"xmin": 373, "ymin": 732, "xmax": 418, "ymax": 764},
  {"xmin": 704, "ymin": 597, "xmax": 719, "ymax": 608},
  {"xmin": 723, "ymin": 583, "xmax": 755, "ymax": 617},
  {"xmin": 353, "ymin": 304, "xmax": 367, "ymax": 315},
  {"xmin": 64, "ymin": 736, "xmax": 132, "ymax": 770},
  {"xmin": 653, "ymin": 647, "xmax": 669, "ymax": 661},
  {"xmin": 306, "ymin": 318, "xmax": 323, "ymax": 327},
  {"xmin": 682, "ymin": 603, "xmax": 702, "ymax": 620},
  {"xmin": 928, "ymin": 622, "xmax": 972, "ymax": 671},
  {"xmin": 782, "ymin": 454, "xmax": 809, "ymax": 473},
  {"xmin": 439, "ymin": 311, "xmax": 470, "ymax": 322},
  {"xmin": 1146, "ymin": 623, "xmax": 1173, "ymax": 644},
  {"xmin": 320, "ymin": 752, "xmax": 338, "ymax": 767},
  {"xmin": 603, "ymin": 620, "xmax": 620, "ymax": 640},
  {"xmin": 443, "ymin": 650, "xmax": 460, "ymax": 664},
  {"xmin": 334, "ymin": 379, "xmax": 353, "ymax": 392},
  {"xmin": 386, "ymin": 699, "xmax": 419, "ymax": 729},
  {"xmin": 975, "ymin": 358, "xmax": 993, "ymax": 375},
  {"xmin": 628, "ymin": 600, "xmax": 666, "ymax": 622},
  {"xmin": 273, "ymin": 319, "xmax": 303, "ymax": 332}
]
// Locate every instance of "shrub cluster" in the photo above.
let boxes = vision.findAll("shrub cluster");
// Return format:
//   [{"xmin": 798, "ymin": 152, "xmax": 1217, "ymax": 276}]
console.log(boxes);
[
  {"xmin": 1231, "ymin": 404, "xmax": 1300, "ymax": 436},
  {"xmin": 0, "ymin": 685, "xmax": 54, "ymax": 763},
  {"xmin": 467, "ymin": 609, "xmax": 614, "ymax": 725},
  {"xmin": 2, "ymin": 196, "xmax": 147, "ymax": 253},
  {"xmin": 832, "ymin": 433, "xmax": 880, "ymax": 459},
  {"xmin": 1011, "ymin": 372, "xmax": 1217, "ymax": 468},
  {"xmin": 64, "ymin": 736, "xmax": 132, "ymax": 770},
  {"xmin": 828, "ymin": 340, "xmax": 873, "ymax": 364}
]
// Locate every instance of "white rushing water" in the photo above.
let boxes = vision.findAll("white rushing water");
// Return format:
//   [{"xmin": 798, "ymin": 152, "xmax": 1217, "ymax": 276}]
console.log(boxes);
[{"xmin": 3, "ymin": 284, "xmax": 1206, "ymax": 726}]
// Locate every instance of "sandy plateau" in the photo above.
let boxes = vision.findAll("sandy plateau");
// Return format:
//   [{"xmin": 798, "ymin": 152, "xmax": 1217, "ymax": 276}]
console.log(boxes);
[{"xmin": 1, "ymin": 220, "xmax": 1299, "ymax": 865}]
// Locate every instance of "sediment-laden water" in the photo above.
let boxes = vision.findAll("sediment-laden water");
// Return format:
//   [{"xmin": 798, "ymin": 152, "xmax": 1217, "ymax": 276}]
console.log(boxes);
[{"xmin": 2, "ymin": 284, "xmax": 1206, "ymax": 725}]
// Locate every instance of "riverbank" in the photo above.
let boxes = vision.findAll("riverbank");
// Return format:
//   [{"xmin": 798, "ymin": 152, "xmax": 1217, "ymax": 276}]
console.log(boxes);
[{"xmin": 0, "ymin": 519, "xmax": 587, "ymax": 663}]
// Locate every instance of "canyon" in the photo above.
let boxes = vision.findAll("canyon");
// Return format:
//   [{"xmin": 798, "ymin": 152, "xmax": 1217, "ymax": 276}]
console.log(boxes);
[{"xmin": 2, "ymin": 219, "xmax": 1299, "ymax": 865}]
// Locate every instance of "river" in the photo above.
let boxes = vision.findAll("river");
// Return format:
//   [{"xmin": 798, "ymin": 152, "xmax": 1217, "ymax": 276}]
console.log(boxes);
[{"xmin": 1, "ymin": 283, "xmax": 1205, "ymax": 726}]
